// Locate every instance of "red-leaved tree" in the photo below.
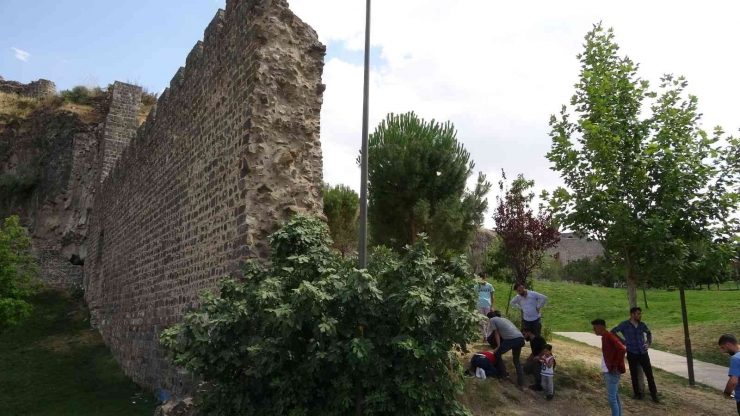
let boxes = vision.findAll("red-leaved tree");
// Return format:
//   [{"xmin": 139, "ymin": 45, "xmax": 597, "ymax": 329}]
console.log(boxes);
[{"xmin": 492, "ymin": 170, "xmax": 560, "ymax": 285}]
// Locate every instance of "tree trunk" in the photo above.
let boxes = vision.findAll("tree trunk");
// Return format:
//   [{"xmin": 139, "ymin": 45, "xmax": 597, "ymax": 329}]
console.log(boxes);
[
  {"xmin": 679, "ymin": 287, "xmax": 695, "ymax": 386},
  {"xmin": 505, "ymin": 284, "xmax": 514, "ymax": 315},
  {"xmin": 626, "ymin": 267, "xmax": 638, "ymax": 308},
  {"xmin": 642, "ymin": 284, "xmax": 649, "ymax": 309}
]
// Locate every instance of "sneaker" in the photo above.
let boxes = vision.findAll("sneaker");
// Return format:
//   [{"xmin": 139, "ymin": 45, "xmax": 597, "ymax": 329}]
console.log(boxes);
[
  {"xmin": 479, "ymin": 369, "xmax": 486, "ymax": 380},
  {"xmin": 546, "ymin": 393, "xmax": 555, "ymax": 401},
  {"xmin": 529, "ymin": 384, "xmax": 544, "ymax": 391},
  {"xmin": 475, "ymin": 368, "xmax": 483, "ymax": 378}
]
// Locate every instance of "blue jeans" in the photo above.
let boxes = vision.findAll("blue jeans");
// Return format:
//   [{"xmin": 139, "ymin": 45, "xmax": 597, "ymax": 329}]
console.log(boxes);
[
  {"xmin": 605, "ymin": 372, "xmax": 622, "ymax": 416},
  {"xmin": 471, "ymin": 354, "xmax": 497, "ymax": 377},
  {"xmin": 494, "ymin": 337, "xmax": 525, "ymax": 385}
]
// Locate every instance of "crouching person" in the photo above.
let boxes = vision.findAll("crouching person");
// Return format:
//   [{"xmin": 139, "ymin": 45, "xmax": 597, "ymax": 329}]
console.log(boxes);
[{"xmin": 470, "ymin": 350, "xmax": 498, "ymax": 380}]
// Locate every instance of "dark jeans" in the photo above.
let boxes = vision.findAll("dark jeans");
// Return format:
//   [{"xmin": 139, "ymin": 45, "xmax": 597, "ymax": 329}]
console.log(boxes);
[
  {"xmin": 626, "ymin": 351, "xmax": 657, "ymax": 398},
  {"xmin": 736, "ymin": 401, "xmax": 740, "ymax": 415},
  {"xmin": 522, "ymin": 318, "xmax": 542, "ymax": 337},
  {"xmin": 494, "ymin": 337, "xmax": 525, "ymax": 386},
  {"xmin": 471, "ymin": 354, "xmax": 498, "ymax": 377},
  {"xmin": 486, "ymin": 333, "xmax": 499, "ymax": 349},
  {"xmin": 523, "ymin": 358, "xmax": 542, "ymax": 387}
]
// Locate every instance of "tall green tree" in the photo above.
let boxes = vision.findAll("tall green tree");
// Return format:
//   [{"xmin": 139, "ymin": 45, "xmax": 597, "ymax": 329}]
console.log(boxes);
[
  {"xmin": 323, "ymin": 184, "xmax": 359, "ymax": 258},
  {"xmin": 0, "ymin": 215, "xmax": 39, "ymax": 327},
  {"xmin": 545, "ymin": 23, "xmax": 739, "ymax": 307},
  {"xmin": 363, "ymin": 112, "xmax": 491, "ymax": 257}
]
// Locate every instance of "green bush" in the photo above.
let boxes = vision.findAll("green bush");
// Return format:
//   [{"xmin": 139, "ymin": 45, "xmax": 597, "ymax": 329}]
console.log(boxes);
[
  {"xmin": 59, "ymin": 85, "xmax": 104, "ymax": 106},
  {"xmin": 0, "ymin": 173, "xmax": 37, "ymax": 202},
  {"xmin": 0, "ymin": 215, "xmax": 39, "ymax": 327},
  {"xmin": 160, "ymin": 216, "xmax": 479, "ymax": 416}
]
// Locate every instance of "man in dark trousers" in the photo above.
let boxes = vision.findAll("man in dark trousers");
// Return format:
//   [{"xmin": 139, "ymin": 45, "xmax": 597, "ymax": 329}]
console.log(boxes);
[
  {"xmin": 611, "ymin": 307, "xmax": 659, "ymax": 403},
  {"xmin": 487, "ymin": 310, "xmax": 526, "ymax": 386},
  {"xmin": 593, "ymin": 319, "xmax": 626, "ymax": 416},
  {"xmin": 522, "ymin": 328, "xmax": 547, "ymax": 391}
]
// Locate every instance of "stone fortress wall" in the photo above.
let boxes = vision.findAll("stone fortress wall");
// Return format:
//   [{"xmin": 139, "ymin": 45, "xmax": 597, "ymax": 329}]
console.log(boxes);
[
  {"xmin": 84, "ymin": 0, "xmax": 326, "ymax": 392},
  {"xmin": 0, "ymin": 76, "xmax": 56, "ymax": 98}
]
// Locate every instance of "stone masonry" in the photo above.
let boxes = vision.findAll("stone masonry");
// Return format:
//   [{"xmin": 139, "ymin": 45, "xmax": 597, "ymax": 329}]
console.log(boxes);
[
  {"xmin": 85, "ymin": 0, "xmax": 325, "ymax": 393},
  {"xmin": 99, "ymin": 82, "xmax": 142, "ymax": 183},
  {"xmin": 0, "ymin": 77, "xmax": 56, "ymax": 98}
]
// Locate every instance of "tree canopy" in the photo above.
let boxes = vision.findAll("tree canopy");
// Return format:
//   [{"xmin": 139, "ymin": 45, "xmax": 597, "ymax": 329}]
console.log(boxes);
[
  {"xmin": 546, "ymin": 23, "xmax": 739, "ymax": 307},
  {"xmin": 490, "ymin": 171, "xmax": 560, "ymax": 286},
  {"xmin": 323, "ymin": 183, "xmax": 359, "ymax": 258},
  {"xmin": 363, "ymin": 112, "xmax": 491, "ymax": 258}
]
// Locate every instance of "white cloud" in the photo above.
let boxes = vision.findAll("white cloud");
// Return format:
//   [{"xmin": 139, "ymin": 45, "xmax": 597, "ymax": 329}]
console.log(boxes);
[
  {"xmin": 289, "ymin": 0, "xmax": 740, "ymax": 228},
  {"xmin": 11, "ymin": 47, "xmax": 30, "ymax": 62}
]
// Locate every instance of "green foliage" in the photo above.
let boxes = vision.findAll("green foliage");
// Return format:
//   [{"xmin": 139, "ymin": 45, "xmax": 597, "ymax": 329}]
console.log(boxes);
[
  {"xmin": 0, "ymin": 172, "xmax": 37, "ymax": 202},
  {"xmin": 363, "ymin": 112, "xmax": 491, "ymax": 258},
  {"xmin": 534, "ymin": 255, "xmax": 562, "ymax": 282},
  {"xmin": 322, "ymin": 183, "xmax": 359, "ymax": 257},
  {"xmin": 0, "ymin": 216, "xmax": 39, "ymax": 327},
  {"xmin": 545, "ymin": 23, "xmax": 739, "ymax": 306},
  {"xmin": 160, "ymin": 215, "xmax": 479, "ymax": 416},
  {"xmin": 60, "ymin": 86, "xmax": 104, "ymax": 106},
  {"xmin": 0, "ymin": 290, "xmax": 156, "ymax": 415}
]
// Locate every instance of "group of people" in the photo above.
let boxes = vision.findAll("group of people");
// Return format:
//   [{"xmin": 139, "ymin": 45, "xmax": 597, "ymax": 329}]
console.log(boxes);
[{"xmin": 471, "ymin": 273, "xmax": 673, "ymax": 415}]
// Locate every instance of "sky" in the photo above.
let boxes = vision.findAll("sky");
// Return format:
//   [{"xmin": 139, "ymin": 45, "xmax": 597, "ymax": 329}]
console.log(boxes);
[{"xmin": 2, "ymin": 0, "xmax": 740, "ymax": 229}]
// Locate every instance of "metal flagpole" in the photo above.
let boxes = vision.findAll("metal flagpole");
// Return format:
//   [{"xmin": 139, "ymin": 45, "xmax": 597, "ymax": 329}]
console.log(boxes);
[{"xmin": 358, "ymin": 0, "xmax": 371, "ymax": 269}]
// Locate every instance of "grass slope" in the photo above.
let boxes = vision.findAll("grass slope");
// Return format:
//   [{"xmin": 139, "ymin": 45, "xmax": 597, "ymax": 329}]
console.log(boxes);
[
  {"xmin": 0, "ymin": 290, "xmax": 156, "ymax": 416},
  {"xmin": 490, "ymin": 279, "xmax": 740, "ymax": 367}
]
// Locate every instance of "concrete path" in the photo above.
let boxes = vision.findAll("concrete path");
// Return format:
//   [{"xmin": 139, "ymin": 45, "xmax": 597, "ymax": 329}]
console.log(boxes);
[{"xmin": 556, "ymin": 331, "xmax": 729, "ymax": 391}]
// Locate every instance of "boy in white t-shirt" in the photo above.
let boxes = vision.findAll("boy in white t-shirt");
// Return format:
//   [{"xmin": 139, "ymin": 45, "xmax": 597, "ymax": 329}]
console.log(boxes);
[{"xmin": 540, "ymin": 344, "xmax": 556, "ymax": 400}]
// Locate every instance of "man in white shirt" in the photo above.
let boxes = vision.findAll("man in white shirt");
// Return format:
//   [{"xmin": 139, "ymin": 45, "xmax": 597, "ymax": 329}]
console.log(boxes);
[{"xmin": 509, "ymin": 283, "xmax": 548, "ymax": 337}]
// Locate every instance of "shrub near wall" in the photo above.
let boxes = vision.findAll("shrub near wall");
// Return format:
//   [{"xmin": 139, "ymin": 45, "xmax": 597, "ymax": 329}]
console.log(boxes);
[{"xmin": 161, "ymin": 216, "xmax": 480, "ymax": 416}]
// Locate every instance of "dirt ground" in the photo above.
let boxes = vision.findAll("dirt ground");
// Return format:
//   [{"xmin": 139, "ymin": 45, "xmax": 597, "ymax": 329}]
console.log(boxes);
[{"xmin": 459, "ymin": 337, "xmax": 735, "ymax": 416}]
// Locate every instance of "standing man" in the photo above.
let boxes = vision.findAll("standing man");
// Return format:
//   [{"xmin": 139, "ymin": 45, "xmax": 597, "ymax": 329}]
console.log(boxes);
[
  {"xmin": 475, "ymin": 273, "xmax": 495, "ymax": 341},
  {"xmin": 522, "ymin": 328, "xmax": 547, "ymax": 391},
  {"xmin": 510, "ymin": 283, "xmax": 547, "ymax": 337},
  {"xmin": 611, "ymin": 307, "xmax": 659, "ymax": 402},
  {"xmin": 718, "ymin": 334, "xmax": 740, "ymax": 415},
  {"xmin": 487, "ymin": 311, "xmax": 525, "ymax": 386},
  {"xmin": 593, "ymin": 318, "xmax": 626, "ymax": 416}
]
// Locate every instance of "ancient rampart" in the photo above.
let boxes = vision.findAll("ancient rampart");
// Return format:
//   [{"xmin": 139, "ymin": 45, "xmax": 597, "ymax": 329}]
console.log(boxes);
[
  {"xmin": 0, "ymin": 77, "xmax": 56, "ymax": 98},
  {"xmin": 85, "ymin": 0, "xmax": 325, "ymax": 392}
]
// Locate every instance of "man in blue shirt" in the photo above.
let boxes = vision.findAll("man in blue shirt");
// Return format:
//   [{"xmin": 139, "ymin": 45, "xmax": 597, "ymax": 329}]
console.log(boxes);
[
  {"xmin": 718, "ymin": 333, "xmax": 740, "ymax": 415},
  {"xmin": 475, "ymin": 273, "xmax": 495, "ymax": 341},
  {"xmin": 611, "ymin": 307, "xmax": 659, "ymax": 403},
  {"xmin": 509, "ymin": 283, "xmax": 547, "ymax": 337}
]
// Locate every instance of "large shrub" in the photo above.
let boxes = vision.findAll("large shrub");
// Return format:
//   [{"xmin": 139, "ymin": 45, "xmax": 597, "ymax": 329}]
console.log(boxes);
[
  {"xmin": 160, "ymin": 215, "xmax": 479, "ymax": 416},
  {"xmin": 0, "ymin": 215, "xmax": 39, "ymax": 327}
]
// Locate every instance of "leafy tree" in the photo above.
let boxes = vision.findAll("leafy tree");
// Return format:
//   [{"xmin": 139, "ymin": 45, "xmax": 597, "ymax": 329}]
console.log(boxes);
[
  {"xmin": 546, "ymin": 23, "xmax": 739, "ymax": 307},
  {"xmin": 0, "ymin": 215, "xmax": 39, "ymax": 327},
  {"xmin": 491, "ymin": 171, "xmax": 559, "ymax": 286},
  {"xmin": 323, "ymin": 184, "xmax": 359, "ymax": 258},
  {"xmin": 161, "ymin": 215, "xmax": 479, "ymax": 416},
  {"xmin": 363, "ymin": 112, "xmax": 491, "ymax": 258}
]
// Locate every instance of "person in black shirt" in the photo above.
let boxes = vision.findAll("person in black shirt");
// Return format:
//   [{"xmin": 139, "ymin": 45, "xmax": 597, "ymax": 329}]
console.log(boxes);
[{"xmin": 522, "ymin": 328, "xmax": 547, "ymax": 391}]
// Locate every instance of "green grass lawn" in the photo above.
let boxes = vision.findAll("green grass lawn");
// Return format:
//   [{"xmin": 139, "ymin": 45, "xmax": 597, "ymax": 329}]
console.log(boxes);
[
  {"xmin": 0, "ymin": 290, "xmax": 157, "ymax": 416},
  {"xmin": 491, "ymin": 279, "xmax": 740, "ymax": 366}
]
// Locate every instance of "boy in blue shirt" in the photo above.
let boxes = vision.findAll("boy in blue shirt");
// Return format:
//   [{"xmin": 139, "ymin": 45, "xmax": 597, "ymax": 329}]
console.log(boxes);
[
  {"xmin": 474, "ymin": 273, "xmax": 494, "ymax": 341},
  {"xmin": 719, "ymin": 333, "xmax": 740, "ymax": 415}
]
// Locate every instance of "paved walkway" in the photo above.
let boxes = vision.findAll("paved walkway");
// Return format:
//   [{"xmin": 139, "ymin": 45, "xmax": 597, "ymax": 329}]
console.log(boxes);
[{"xmin": 556, "ymin": 332, "xmax": 729, "ymax": 391}]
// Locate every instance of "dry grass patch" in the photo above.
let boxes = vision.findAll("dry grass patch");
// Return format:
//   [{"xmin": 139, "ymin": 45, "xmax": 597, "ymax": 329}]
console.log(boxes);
[
  {"xmin": 460, "ymin": 337, "xmax": 733, "ymax": 415},
  {"xmin": 653, "ymin": 322, "xmax": 740, "ymax": 366}
]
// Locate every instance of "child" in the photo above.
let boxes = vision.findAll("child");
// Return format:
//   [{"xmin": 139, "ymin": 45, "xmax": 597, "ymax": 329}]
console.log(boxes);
[{"xmin": 540, "ymin": 344, "xmax": 555, "ymax": 400}]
